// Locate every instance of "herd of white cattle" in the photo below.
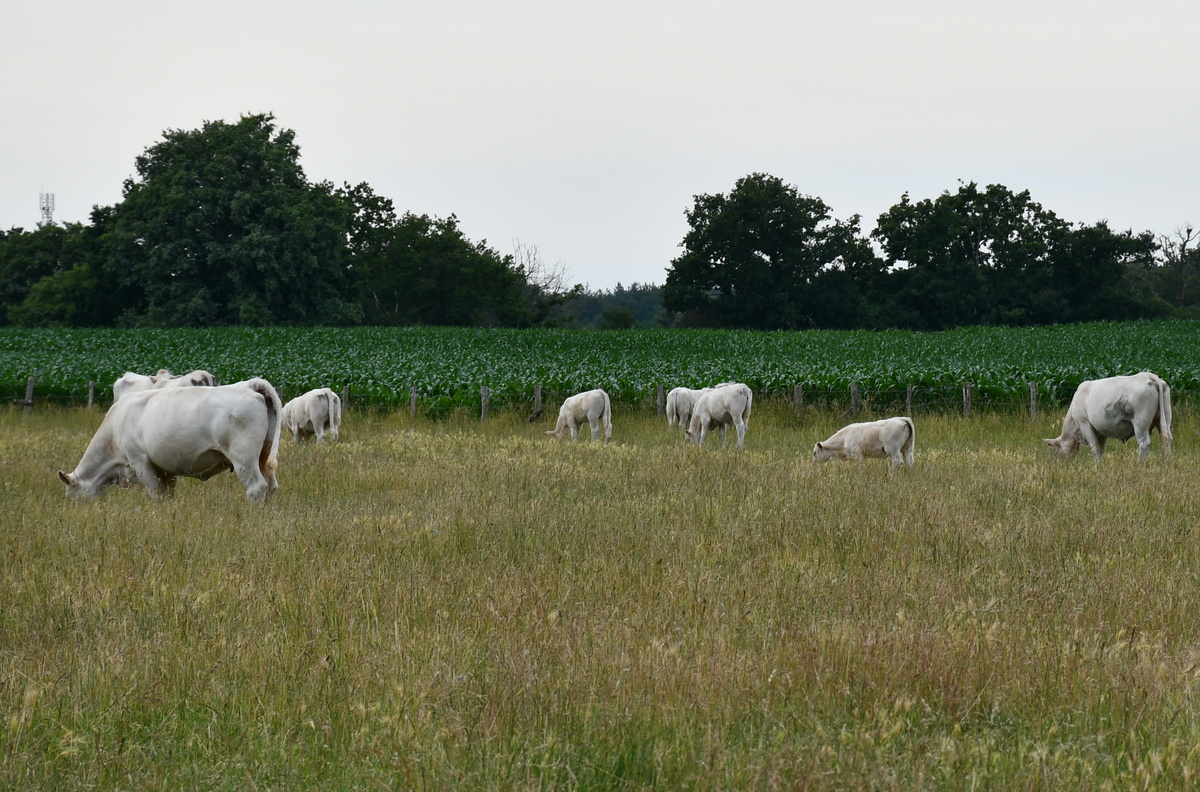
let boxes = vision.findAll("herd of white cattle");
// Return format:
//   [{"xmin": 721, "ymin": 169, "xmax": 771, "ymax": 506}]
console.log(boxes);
[{"xmin": 57, "ymin": 369, "xmax": 1175, "ymax": 503}]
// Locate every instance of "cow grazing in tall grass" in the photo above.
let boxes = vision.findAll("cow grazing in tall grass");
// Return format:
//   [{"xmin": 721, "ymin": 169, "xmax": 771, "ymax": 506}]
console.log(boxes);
[
  {"xmin": 813, "ymin": 416, "xmax": 915, "ymax": 468},
  {"xmin": 546, "ymin": 389, "xmax": 612, "ymax": 441},
  {"xmin": 1045, "ymin": 372, "xmax": 1172, "ymax": 460},
  {"xmin": 282, "ymin": 388, "xmax": 342, "ymax": 443},
  {"xmin": 666, "ymin": 387, "xmax": 712, "ymax": 429},
  {"xmin": 686, "ymin": 383, "xmax": 752, "ymax": 448},
  {"xmin": 59, "ymin": 378, "xmax": 281, "ymax": 502}
]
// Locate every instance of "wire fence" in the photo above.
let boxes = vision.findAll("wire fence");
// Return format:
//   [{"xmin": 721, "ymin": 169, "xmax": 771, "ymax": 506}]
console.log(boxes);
[{"xmin": 8, "ymin": 377, "xmax": 1192, "ymax": 420}]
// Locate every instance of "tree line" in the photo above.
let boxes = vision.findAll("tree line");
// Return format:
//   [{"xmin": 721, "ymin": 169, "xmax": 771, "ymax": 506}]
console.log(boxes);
[
  {"xmin": 2, "ymin": 115, "xmax": 1195, "ymax": 331},
  {"xmin": 663, "ymin": 173, "xmax": 1198, "ymax": 330},
  {"xmin": 1, "ymin": 114, "xmax": 579, "ymax": 329}
]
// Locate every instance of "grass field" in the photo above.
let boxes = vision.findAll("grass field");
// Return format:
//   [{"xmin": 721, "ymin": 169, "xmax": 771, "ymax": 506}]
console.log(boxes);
[{"xmin": 4, "ymin": 403, "xmax": 1200, "ymax": 789}]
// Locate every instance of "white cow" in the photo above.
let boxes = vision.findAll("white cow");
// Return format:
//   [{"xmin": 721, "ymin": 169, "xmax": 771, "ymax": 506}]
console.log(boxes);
[
  {"xmin": 666, "ymin": 387, "xmax": 712, "ymax": 429},
  {"xmin": 1044, "ymin": 372, "xmax": 1172, "ymax": 460},
  {"xmin": 546, "ymin": 389, "xmax": 612, "ymax": 441},
  {"xmin": 58, "ymin": 378, "xmax": 282, "ymax": 502},
  {"xmin": 281, "ymin": 387, "xmax": 342, "ymax": 443},
  {"xmin": 813, "ymin": 416, "xmax": 915, "ymax": 467},
  {"xmin": 111, "ymin": 368, "xmax": 215, "ymax": 402},
  {"xmin": 687, "ymin": 383, "xmax": 753, "ymax": 447}
]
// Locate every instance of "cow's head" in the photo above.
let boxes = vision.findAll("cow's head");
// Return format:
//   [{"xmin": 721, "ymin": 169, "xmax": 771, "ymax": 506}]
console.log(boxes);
[
  {"xmin": 1044, "ymin": 415, "xmax": 1082, "ymax": 455},
  {"xmin": 812, "ymin": 442, "xmax": 834, "ymax": 463},
  {"xmin": 57, "ymin": 470, "xmax": 89, "ymax": 498}
]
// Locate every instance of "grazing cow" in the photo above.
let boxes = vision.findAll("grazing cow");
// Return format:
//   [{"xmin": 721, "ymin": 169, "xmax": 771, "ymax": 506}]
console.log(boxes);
[
  {"xmin": 813, "ymin": 416, "xmax": 915, "ymax": 468},
  {"xmin": 58, "ymin": 378, "xmax": 281, "ymax": 502},
  {"xmin": 666, "ymin": 387, "xmax": 712, "ymax": 429},
  {"xmin": 1044, "ymin": 372, "xmax": 1172, "ymax": 460},
  {"xmin": 111, "ymin": 368, "xmax": 215, "ymax": 402},
  {"xmin": 687, "ymin": 383, "xmax": 753, "ymax": 447},
  {"xmin": 281, "ymin": 387, "xmax": 342, "ymax": 443},
  {"xmin": 546, "ymin": 389, "xmax": 612, "ymax": 441}
]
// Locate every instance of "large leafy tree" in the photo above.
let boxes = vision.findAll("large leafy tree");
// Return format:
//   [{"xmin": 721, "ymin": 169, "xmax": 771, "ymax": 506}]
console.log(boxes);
[
  {"xmin": 357, "ymin": 212, "xmax": 530, "ymax": 327},
  {"xmin": 104, "ymin": 113, "xmax": 359, "ymax": 326},
  {"xmin": 873, "ymin": 182, "xmax": 1162, "ymax": 329},
  {"xmin": 662, "ymin": 173, "xmax": 879, "ymax": 329}
]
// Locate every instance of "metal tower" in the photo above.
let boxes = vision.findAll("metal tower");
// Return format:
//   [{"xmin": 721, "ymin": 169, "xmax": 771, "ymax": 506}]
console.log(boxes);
[{"xmin": 39, "ymin": 192, "xmax": 55, "ymax": 226}]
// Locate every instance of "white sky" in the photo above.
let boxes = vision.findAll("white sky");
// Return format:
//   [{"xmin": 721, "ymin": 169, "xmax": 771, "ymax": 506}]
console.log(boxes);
[{"xmin": 3, "ymin": 1, "xmax": 1198, "ymax": 290}]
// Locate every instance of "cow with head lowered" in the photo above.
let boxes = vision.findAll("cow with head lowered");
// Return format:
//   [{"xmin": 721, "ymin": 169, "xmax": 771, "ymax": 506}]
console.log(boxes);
[
  {"xmin": 546, "ymin": 389, "xmax": 612, "ymax": 441},
  {"xmin": 813, "ymin": 416, "xmax": 915, "ymax": 468},
  {"xmin": 282, "ymin": 387, "xmax": 342, "ymax": 443},
  {"xmin": 686, "ymin": 382, "xmax": 752, "ymax": 448},
  {"xmin": 59, "ymin": 378, "xmax": 282, "ymax": 502},
  {"xmin": 666, "ymin": 386, "xmax": 712, "ymax": 430},
  {"xmin": 1045, "ymin": 372, "xmax": 1172, "ymax": 460}
]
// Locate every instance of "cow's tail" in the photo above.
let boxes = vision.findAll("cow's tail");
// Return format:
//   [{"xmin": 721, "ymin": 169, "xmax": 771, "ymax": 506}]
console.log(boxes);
[
  {"xmin": 603, "ymin": 389, "xmax": 613, "ymax": 440},
  {"xmin": 741, "ymin": 384, "xmax": 753, "ymax": 423},
  {"xmin": 247, "ymin": 378, "xmax": 282, "ymax": 485},
  {"xmin": 901, "ymin": 416, "xmax": 916, "ymax": 463},
  {"xmin": 666, "ymin": 392, "xmax": 678, "ymax": 427},
  {"xmin": 1156, "ymin": 375, "xmax": 1173, "ymax": 456},
  {"xmin": 329, "ymin": 389, "xmax": 343, "ymax": 439}
]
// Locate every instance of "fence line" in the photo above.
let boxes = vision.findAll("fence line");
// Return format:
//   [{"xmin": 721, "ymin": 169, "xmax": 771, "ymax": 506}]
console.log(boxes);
[{"xmin": 13, "ymin": 378, "xmax": 1186, "ymax": 418}]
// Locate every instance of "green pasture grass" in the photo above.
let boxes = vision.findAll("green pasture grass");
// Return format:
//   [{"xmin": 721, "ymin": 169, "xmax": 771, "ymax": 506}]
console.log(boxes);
[{"xmin": 4, "ymin": 404, "xmax": 1200, "ymax": 789}]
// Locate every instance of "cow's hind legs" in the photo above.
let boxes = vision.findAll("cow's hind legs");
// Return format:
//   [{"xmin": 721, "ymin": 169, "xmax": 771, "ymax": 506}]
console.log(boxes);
[{"xmin": 231, "ymin": 461, "xmax": 271, "ymax": 503}]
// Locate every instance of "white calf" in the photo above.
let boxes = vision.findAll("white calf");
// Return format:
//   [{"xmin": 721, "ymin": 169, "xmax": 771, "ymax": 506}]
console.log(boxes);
[
  {"xmin": 546, "ymin": 389, "xmax": 612, "ymax": 441},
  {"xmin": 686, "ymin": 383, "xmax": 753, "ymax": 447},
  {"xmin": 813, "ymin": 417, "xmax": 915, "ymax": 468},
  {"xmin": 666, "ymin": 387, "xmax": 711, "ymax": 429},
  {"xmin": 281, "ymin": 388, "xmax": 342, "ymax": 443}
]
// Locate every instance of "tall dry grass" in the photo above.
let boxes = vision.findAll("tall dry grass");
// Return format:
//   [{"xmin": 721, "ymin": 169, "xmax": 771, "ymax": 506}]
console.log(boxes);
[{"xmin": 3, "ymin": 404, "xmax": 1200, "ymax": 789}]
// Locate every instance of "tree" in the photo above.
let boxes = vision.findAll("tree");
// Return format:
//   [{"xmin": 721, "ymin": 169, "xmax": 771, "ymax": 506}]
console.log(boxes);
[
  {"xmin": 509, "ymin": 240, "xmax": 583, "ymax": 327},
  {"xmin": 0, "ymin": 222, "xmax": 110, "ymax": 326},
  {"xmin": 357, "ymin": 212, "xmax": 529, "ymax": 326},
  {"xmin": 662, "ymin": 173, "xmax": 877, "ymax": 329},
  {"xmin": 1152, "ymin": 225, "xmax": 1200, "ymax": 312},
  {"xmin": 565, "ymin": 282, "xmax": 664, "ymax": 328},
  {"xmin": 871, "ymin": 182, "xmax": 1161, "ymax": 329},
  {"xmin": 103, "ymin": 113, "xmax": 360, "ymax": 326},
  {"xmin": 599, "ymin": 307, "xmax": 636, "ymax": 329}
]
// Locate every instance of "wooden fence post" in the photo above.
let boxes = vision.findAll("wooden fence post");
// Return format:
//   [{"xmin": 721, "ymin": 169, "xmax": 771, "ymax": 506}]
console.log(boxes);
[
  {"xmin": 850, "ymin": 383, "xmax": 860, "ymax": 415},
  {"xmin": 656, "ymin": 384, "xmax": 665, "ymax": 417},
  {"xmin": 794, "ymin": 384, "xmax": 804, "ymax": 413},
  {"xmin": 410, "ymin": 388, "xmax": 418, "ymax": 417},
  {"xmin": 87, "ymin": 381, "xmax": 95, "ymax": 410},
  {"xmin": 533, "ymin": 384, "xmax": 543, "ymax": 420},
  {"xmin": 1028, "ymin": 382, "xmax": 1037, "ymax": 420},
  {"xmin": 480, "ymin": 386, "xmax": 489, "ymax": 422},
  {"xmin": 963, "ymin": 382, "xmax": 973, "ymax": 417},
  {"xmin": 24, "ymin": 376, "xmax": 35, "ymax": 417},
  {"xmin": 341, "ymin": 385, "xmax": 349, "ymax": 409},
  {"xmin": 906, "ymin": 384, "xmax": 914, "ymax": 416}
]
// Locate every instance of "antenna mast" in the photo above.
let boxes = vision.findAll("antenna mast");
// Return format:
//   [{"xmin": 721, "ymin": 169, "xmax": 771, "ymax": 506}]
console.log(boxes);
[{"xmin": 39, "ymin": 192, "xmax": 55, "ymax": 227}]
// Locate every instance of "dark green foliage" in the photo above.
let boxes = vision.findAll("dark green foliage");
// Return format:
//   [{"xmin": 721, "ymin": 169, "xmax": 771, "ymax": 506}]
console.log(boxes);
[
  {"xmin": 102, "ymin": 113, "xmax": 359, "ymax": 327},
  {"xmin": 663, "ymin": 173, "xmax": 877, "ymax": 329},
  {"xmin": 566, "ymin": 283, "xmax": 663, "ymax": 327},
  {"xmin": 356, "ymin": 212, "xmax": 531, "ymax": 327},
  {"xmin": 872, "ymin": 182, "xmax": 1163, "ymax": 329}
]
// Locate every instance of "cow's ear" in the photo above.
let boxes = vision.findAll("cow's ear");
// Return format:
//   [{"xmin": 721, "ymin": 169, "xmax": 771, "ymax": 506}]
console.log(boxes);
[
  {"xmin": 1043, "ymin": 439, "xmax": 1057, "ymax": 447},
  {"xmin": 57, "ymin": 470, "xmax": 72, "ymax": 485},
  {"xmin": 815, "ymin": 442, "xmax": 823, "ymax": 450}
]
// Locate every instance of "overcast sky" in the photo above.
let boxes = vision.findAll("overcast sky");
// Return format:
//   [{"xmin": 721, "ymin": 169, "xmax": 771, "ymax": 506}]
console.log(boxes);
[{"xmin": 3, "ymin": 1, "xmax": 1198, "ymax": 290}]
